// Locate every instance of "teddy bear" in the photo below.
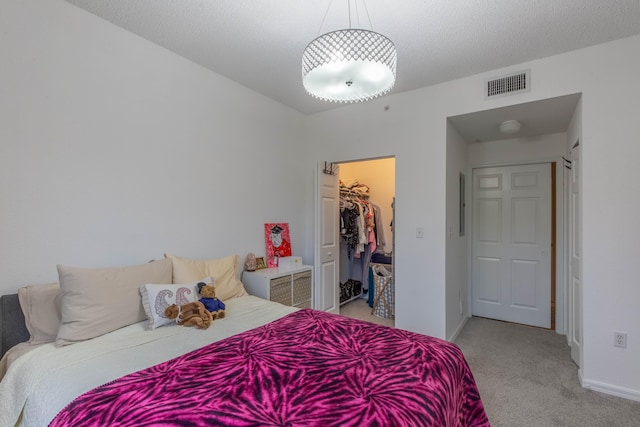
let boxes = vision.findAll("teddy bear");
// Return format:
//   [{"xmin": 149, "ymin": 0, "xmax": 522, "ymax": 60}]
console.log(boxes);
[
  {"xmin": 197, "ymin": 282, "xmax": 226, "ymax": 320},
  {"xmin": 164, "ymin": 301, "xmax": 213, "ymax": 329}
]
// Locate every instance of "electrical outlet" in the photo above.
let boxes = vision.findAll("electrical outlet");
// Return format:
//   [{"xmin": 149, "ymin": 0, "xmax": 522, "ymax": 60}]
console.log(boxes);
[{"xmin": 613, "ymin": 331, "xmax": 627, "ymax": 348}]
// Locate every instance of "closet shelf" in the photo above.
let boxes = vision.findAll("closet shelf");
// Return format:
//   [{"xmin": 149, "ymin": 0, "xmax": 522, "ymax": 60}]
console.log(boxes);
[{"xmin": 339, "ymin": 188, "xmax": 370, "ymax": 198}]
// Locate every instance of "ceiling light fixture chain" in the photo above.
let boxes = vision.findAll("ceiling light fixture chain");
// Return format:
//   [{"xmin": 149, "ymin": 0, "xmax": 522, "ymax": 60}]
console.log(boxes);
[
  {"xmin": 316, "ymin": 0, "xmax": 334, "ymax": 36},
  {"xmin": 360, "ymin": 0, "xmax": 374, "ymax": 30},
  {"xmin": 302, "ymin": 0, "xmax": 397, "ymax": 103}
]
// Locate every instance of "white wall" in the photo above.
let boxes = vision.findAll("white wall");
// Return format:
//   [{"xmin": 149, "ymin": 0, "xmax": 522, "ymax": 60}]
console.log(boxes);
[
  {"xmin": 305, "ymin": 35, "xmax": 640, "ymax": 400},
  {"xmin": 468, "ymin": 133, "xmax": 567, "ymax": 165},
  {"xmin": 445, "ymin": 123, "xmax": 469, "ymax": 340},
  {"xmin": 305, "ymin": 97, "xmax": 449, "ymax": 339},
  {"xmin": 0, "ymin": 0, "xmax": 306, "ymax": 295}
]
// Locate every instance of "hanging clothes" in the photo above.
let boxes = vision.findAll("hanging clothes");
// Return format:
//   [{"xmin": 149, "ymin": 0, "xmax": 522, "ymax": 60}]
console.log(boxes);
[
  {"xmin": 339, "ymin": 179, "xmax": 387, "ymax": 289},
  {"xmin": 372, "ymin": 203, "xmax": 386, "ymax": 252},
  {"xmin": 340, "ymin": 204, "xmax": 359, "ymax": 248}
]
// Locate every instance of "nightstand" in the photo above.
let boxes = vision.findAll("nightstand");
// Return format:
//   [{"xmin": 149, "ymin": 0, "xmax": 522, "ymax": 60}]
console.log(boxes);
[{"xmin": 242, "ymin": 265, "xmax": 313, "ymax": 308}]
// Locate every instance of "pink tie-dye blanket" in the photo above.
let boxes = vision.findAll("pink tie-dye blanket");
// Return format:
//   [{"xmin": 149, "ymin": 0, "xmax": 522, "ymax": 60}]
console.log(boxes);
[{"xmin": 50, "ymin": 309, "xmax": 489, "ymax": 426}]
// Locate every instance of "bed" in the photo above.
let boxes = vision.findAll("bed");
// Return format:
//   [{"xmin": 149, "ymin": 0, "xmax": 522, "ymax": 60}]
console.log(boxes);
[{"xmin": 0, "ymin": 256, "xmax": 489, "ymax": 427}]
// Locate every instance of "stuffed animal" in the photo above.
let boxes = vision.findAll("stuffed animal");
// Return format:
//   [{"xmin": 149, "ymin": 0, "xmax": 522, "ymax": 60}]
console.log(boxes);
[
  {"xmin": 197, "ymin": 282, "xmax": 226, "ymax": 320},
  {"xmin": 164, "ymin": 301, "xmax": 213, "ymax": 329},
  {"xmin": 244, "ymin": 253, "xmax": 257, "ymax": 271}
]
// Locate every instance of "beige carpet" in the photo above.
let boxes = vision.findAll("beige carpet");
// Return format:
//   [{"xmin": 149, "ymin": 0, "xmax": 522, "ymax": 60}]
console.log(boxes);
[
  {"xmin": 455, "ymin": 316, "xmax": 640, "ymax": 426},
  {"xmin": 339, "ymin": 297, "xmax": 395, "ymax": 328},
  {"xmin": 339, "ymin": 303, "xmax": 640, "ymax": 425}
]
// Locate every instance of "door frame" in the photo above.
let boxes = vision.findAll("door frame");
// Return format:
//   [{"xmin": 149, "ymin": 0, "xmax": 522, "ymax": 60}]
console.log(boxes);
[
  {"xmin": 467, "ymin": 158, "xmax": 565, "ymax": 333},
  {"xmin": 314, "ymin": 160, "xmax": 340, "ymax": 314},
  {"xmin": 567, "ymin": 142, "xmax": 582, "ymax": 367},
  {"xmin": 315, "ymin": 155, "xmax": 396, "ymax": 312}
]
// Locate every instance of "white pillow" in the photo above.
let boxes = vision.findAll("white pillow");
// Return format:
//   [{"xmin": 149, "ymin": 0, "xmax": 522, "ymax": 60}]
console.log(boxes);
[
  {"xmin": 56, "ymin": 258, "xmax": 173, "ymax": 346},
  {"xmin": 17, "ymin": 282, "xmax": 62, "ymax": 344},
  {"xmin": 165, "ymin": 254, "xmax": 248, "ymax": 301},
  {"xmin": 140, "ymin": 277, "xmax": 212, "ymax": 330}
]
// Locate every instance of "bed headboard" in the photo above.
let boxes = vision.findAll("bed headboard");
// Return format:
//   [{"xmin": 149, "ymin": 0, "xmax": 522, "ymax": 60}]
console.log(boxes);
[{"xmin": 0, "ymin": 294, "xmax": 29, "ymax": 359}]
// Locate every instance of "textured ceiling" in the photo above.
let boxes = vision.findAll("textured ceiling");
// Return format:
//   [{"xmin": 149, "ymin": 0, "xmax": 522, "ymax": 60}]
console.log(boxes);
[{"xmin": 65, "ymin": 0, "xmax": 640, "ymax": 115}]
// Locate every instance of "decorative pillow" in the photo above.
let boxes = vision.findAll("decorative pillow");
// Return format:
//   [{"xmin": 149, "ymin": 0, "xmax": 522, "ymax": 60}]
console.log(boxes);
[
  {"xmin": 140, "ymin": 277, "xmax": 212, "ymax": 330},
  {"xmin": 56, "ymin": 258, "xmax": 172, "ymax": 346},
  {"xmin": 17, "ymin": 282, "xmax": 62, "ymax": 344},
  {"xmin": 165, "ymin": 254, "xmax": 248, "ymax": 301}
]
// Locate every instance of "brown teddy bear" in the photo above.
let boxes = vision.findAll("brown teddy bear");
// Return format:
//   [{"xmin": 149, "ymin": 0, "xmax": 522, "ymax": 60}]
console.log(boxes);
[
  {"xmin": 164, "ymin": 301, "xmax": 213, "ymax": 329},
  {"xmin": 197, "ymin": 282, "xmax": 226, "ymax": 320}
]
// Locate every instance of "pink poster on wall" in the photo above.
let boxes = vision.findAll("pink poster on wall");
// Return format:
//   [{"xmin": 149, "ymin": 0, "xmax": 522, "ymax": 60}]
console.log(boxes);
[{"xmin": 264, "ymin": 223, "xmax": 292, "ymax": 268}]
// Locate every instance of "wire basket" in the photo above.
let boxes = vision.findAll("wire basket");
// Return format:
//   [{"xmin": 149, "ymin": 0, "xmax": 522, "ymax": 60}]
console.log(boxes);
[{"xmin": 372, "ymin": 265, "xmax": 394, "ymax": 319}]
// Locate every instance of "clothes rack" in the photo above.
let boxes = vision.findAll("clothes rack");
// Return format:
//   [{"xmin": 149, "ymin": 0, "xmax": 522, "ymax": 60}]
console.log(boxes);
[{"xmin": 339, "ymin": 180, "xmax": 386, "ymax": 306}]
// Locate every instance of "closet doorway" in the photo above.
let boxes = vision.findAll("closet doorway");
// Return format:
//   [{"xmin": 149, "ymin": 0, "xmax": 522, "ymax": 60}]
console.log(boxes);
[{"xmin": 337, "ymin": 157, "xmax": 395, "ymax": 327}]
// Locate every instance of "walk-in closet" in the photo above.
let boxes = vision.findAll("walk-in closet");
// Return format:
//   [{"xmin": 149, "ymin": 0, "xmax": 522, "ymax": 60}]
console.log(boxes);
[{"xmin": 338, "ymin": 157, "xmax": 395, "ymax": 327}]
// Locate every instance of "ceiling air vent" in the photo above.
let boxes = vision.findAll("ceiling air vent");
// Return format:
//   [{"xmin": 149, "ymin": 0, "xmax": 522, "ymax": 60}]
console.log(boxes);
[{"xmin": 485, "ymin": 70, "xmax": 530, "ymax": 99}]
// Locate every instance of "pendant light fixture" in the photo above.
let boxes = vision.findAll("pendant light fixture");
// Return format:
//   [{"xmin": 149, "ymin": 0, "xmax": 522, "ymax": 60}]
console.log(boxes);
[{"xmin": 302, "ymin": 0, "xmax": 397, "ymax": 103}]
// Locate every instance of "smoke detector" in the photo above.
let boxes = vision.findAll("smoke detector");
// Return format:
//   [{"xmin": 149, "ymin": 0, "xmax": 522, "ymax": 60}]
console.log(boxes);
[{"xmin": 499, "ymin": 120, "xmax": 521, "ymax": 134}]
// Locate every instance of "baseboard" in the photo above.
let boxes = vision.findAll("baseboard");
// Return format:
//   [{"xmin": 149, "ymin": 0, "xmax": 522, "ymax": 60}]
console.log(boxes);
[
  {"xmin": 448, "ymin": 315, "xmax": 470, "ymax": 342},
  {"xmin": 581, "ymin": 377, "xmax": 640, "ymax": 402}
]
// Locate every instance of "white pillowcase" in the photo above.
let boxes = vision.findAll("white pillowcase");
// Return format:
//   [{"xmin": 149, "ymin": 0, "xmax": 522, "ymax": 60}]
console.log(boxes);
[
  {"xmin": 140, "ymin": 277, "xmax": 212, "ymax": 330},
  {"xmin": 17, "ymin": 282, "xmax": 62, "ymax": 344},
  {"xmin": 56, "ymin": 259, "xmax": 173, "ymax": 346},
  {"xmin": 165, "ymin": 254, "xmax": 248, "ymax": 301}
]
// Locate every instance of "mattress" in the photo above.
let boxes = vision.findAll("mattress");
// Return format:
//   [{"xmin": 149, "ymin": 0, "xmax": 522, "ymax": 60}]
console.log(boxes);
[
  {"xmin": 0, "ymin": 295, "xmax": 297, "ymax": 427},
  {"xmin": 1, "ymin": 295, "xmax": 489, "ymax": 426}
]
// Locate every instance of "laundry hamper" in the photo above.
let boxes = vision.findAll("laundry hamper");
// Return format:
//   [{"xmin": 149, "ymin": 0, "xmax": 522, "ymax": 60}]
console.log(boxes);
[{"xmin": 371, "ymin": 264, "xmax": 394, "ymax": 319}]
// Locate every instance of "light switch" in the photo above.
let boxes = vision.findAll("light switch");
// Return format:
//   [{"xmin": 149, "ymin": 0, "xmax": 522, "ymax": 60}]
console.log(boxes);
[{"xmin": 416, "ymin": 227, "xmax": 424, "ymax": 238}]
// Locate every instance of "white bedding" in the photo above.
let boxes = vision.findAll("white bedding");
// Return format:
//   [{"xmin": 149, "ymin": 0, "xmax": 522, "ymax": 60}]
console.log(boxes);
[
  {"xmin": 0, "ymin": 342, "xmax": 45, "ymax": 381},
  {"xmin": 0, "ymin": 295, "xmax": 297, "ymax": 427}
]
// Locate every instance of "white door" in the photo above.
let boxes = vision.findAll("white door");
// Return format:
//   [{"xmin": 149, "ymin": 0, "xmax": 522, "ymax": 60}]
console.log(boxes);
[
  {"xmin": 472, "ymin": 163, "xmax": 552, "ymax": 328},
  {"xmin": 314, "ymin": 161, "xmax": 340, "ymax": 314},
  {"xmin": 568, "ymin": 146, "xmax": 582, "ymax": 366}
]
